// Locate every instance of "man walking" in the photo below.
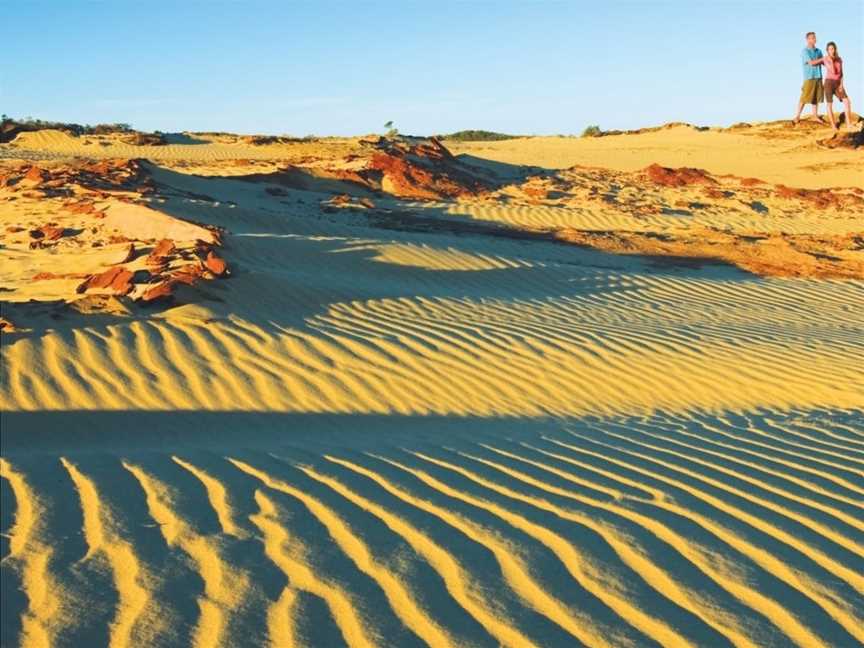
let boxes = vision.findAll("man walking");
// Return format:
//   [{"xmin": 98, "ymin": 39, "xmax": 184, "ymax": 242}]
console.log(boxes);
[{"xmin": 794, "ymin": 31, "xmax": 824, "ymax": 125}]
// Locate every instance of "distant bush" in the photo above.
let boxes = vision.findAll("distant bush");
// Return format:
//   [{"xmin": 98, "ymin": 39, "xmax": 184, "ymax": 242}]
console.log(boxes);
[
  {"xmin": 243, "ymin": 134, "xmax": 321, "ymax": 145},
  {"xmin": 581, "ymin": 125, "xmax": 603, "ymax": 138},
  {"xmin": 438, "ymin": 130, "xmax": 520, "ymax": 142},
  {"xmin": 90, "ymin": 122, "xmax": 133, "ymax": 134},
  {"xmin": 123, "ymin": 131, "xmax": 167, "ymax": 146}
]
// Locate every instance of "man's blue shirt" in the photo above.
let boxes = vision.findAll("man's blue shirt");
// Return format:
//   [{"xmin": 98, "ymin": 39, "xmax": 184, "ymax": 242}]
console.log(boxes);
[{"xmin": 802, "ymin": 47, "xmax": 823, "ymax": 80}]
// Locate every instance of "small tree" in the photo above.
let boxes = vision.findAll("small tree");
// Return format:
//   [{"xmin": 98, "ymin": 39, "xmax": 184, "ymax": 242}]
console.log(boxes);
[
  {"xmin": 581, "ymin": 125, "xmax": 602, "ymax": 138},
  {"xmin": 384, "ymin": 120, "xmax": 399, "ymax": 138}
]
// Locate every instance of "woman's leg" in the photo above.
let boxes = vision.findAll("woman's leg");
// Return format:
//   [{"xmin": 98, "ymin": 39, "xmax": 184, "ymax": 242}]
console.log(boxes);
[
  {"xmin": 826, "ymin": 99, "xmax": 837, "ymax": 130},
  {"xmin": 842, "ymin": 96, "xmax": 854, "ymax": 130}
]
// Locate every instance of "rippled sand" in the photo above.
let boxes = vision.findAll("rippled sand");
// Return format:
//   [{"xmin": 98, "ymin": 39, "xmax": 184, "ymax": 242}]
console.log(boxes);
[{"xmin": 2, "ymin": 124, "xmax": 863, "ymax": 647}]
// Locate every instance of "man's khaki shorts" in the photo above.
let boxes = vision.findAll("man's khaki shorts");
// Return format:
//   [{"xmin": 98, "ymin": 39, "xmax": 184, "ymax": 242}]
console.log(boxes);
[
  {"xmin": 800, "ymin": 79, "xmax": 824, "ymax": 105},
  {"xmin": 824, "ymin": 79, "xmax": 848, "ymax": 102}
]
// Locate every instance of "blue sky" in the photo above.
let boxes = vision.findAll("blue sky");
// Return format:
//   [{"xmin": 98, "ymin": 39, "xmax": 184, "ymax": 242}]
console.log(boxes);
[{"xmin": 3, "ymin": 1, "xmax": 861, "ymax": 135}]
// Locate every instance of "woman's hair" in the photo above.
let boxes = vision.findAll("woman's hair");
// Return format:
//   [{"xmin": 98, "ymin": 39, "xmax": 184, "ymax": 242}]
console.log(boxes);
[{"xmin": 826, "ymin": 41, "xmax": 840, "ymax": 59}]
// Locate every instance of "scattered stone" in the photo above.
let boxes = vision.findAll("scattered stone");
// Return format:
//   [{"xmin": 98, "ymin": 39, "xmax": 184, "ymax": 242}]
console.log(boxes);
[
  {"xmin": 39, "ymin": 225, "xmax": 67, "ymax": 241},
  {"xmin": 0, "ymin": 317, "xmax": 17, "ymax": 333},
  {"xmin": 24, "ymin": 166, "xmax": 46, "ymax": 184},
  {"xmin": 204, "ymin": 251, "xmax": 228, "ymax": 276},
  {"xmin": 141, "ymin": 280, "xmax": 176, "ymax": 302},
  {"xmin": 150, "ymin": 238, "xmax": 176, "ymax": 258},
  {"xmin": 169, "ymin": 264, "xmax": 205, "ymax": 285},
  {"xmin": 76, "ymin": 267, "xmax": 134, "ymax": 295},
  {"xmin": 63, "ymin": 201, "xmax": 97, "ymax": 214}
]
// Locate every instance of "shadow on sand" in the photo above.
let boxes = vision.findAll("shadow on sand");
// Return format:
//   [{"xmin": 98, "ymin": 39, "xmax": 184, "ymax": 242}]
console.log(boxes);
[{"xmin": 2, "ymin": 407, "xmax": 861, "ymax": 647}]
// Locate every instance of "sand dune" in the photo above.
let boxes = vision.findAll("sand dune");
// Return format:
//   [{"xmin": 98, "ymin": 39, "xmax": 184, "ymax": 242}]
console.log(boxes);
[
  {"xmin": 448, "ymin": 121, "xmax": 864, "ymax": 189},
  {"xmin": 2, "ymin": 411, "xmax": 863, "ymax": 647},
  {"xmin": 2, "ymin": 124, "xmax": 863, "ymax": 647}
]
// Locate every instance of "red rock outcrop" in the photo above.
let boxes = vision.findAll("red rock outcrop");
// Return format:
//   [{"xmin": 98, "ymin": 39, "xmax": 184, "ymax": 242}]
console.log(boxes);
[
  {"xmin": 367, "ymin": 137, "xmax": 489, "ymax": 200},
  {"xmin": 645, "ymin": 164, "xmax": 717, "ymax": 187},
  {"xmin": 76, "ymin": 267, "xmax": 134, "ymax": 295}
]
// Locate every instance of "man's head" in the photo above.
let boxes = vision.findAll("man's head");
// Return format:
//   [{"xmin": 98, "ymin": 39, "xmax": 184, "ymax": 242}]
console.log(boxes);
[{"xmin": 806, "ymin": 32, "xmax": 817, "ymax": 48}]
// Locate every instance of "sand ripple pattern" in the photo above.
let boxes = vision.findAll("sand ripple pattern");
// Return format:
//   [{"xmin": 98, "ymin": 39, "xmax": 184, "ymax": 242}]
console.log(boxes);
[
  {"xmin": 1, "ymin": 267, "xmax": 862, "ymax": 416},
  {"xmin": 1, "ymin": 409, "xmax": 862, "ymax": 647}
]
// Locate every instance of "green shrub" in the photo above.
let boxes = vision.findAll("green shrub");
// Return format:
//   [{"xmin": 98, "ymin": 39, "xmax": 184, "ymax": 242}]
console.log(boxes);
[
  {"xmin": 581, "ymin": 125, "xmax": 602, "ymax": 138},
  {"xmin": 438, "ymin": 130, "xmax": 519, "ymax": 142}
]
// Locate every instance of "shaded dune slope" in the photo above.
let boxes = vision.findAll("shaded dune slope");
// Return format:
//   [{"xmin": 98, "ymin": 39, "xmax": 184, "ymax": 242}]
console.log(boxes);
[{"xmin": 2, "ymin": 410, "xmax": 863, "ymax": 647}]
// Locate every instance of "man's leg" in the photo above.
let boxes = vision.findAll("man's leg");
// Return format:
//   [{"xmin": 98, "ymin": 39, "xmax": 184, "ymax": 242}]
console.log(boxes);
[
  {"xmin": 794, "ymin": 101, "xmax": 806, "ymax": 124},
  {"xmin": 812, "ymin": 82, "xmax": 826, "ymax": 121}
]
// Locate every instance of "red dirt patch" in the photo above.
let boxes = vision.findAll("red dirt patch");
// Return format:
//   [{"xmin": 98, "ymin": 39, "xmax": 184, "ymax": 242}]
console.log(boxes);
[
  {"xmin": 645, "ymin": 164, "xmax": 717, "ymax": 187},
  {"xmin": 773, "ymin": 185, "xmax": 862, "ymax": 209}
]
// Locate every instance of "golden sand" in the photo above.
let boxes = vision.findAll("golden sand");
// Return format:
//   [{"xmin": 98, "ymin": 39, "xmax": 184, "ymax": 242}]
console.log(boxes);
[{"xmin": 1, "ymin": 122, "xmax": 863, "ymax": 647}]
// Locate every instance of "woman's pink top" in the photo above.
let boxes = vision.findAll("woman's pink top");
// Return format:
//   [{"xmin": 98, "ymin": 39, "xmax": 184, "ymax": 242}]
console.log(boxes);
[{"xmin": 824, "ymin": 56, "xmax": 843, "ymax": 81}]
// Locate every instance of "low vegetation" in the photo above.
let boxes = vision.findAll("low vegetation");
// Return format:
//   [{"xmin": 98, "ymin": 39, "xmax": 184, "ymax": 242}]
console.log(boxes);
[
  {"xmin": 581, "ymin": 125, "xmax": 603, "ymax": 138},
  {"xmin": 438, "ymin": 130, "xmax": 521, "ymax": 142}
]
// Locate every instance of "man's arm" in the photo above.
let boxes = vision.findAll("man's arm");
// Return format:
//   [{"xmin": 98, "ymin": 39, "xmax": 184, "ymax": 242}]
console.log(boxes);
[{"xmin": 807, "ymin": 57, "xmax": 824, "ymax": 66}]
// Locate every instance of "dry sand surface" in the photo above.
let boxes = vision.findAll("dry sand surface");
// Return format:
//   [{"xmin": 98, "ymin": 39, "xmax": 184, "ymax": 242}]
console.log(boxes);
[{"xmin": 1, "ymin": 121, "xmax": 863, "ymax": 647}]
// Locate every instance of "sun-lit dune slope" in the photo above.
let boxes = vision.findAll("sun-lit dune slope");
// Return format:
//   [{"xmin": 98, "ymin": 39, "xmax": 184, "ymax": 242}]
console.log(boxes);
[
  {"xmin": 5, "ymin": 128, "xmax": 363, "ymax": 164},
  {"xmin": 448, "ymin": 120, "xmax": 864, "ymax": 189},
  {"xmin": 1, "ymin": 125, "xmax": 863, "ymax": 647}
]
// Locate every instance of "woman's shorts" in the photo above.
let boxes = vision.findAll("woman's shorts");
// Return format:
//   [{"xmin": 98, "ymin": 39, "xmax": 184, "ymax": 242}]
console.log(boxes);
[{"xmin": 824, "ymin": 79, "xmax": 848, "ymax": 102}]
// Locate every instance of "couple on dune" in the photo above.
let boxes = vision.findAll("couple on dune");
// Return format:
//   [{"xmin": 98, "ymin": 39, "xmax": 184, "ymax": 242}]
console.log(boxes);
[{"xmin": 794, "ymin": 31, "xmax": 854, "ymax": 132}]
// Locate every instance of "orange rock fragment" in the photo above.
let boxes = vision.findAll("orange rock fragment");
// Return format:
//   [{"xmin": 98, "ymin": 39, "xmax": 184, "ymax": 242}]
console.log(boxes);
[
  {"xmin": 64, "ymin": 201, "xmax": 97, "ymax": 215},
  {"xmin": 76, "ymin": 267, "xmax": 134, "ymax": 295},
  {"xmin": 24, "ymin": 166, "xmax": 46, "ymax": 184},
  {"xmin": 29, "ymin": 225, "xmax": 66, "ymax": 241},
  {"xmin": 204, "ymin": 250, "xmax": 227, "ymax": 276},
  {"xmin": 141, "ymin": 280, "xmax": 176, "ymax": 302},
  {"xmin": 151, "ymin": 238, "xmax": 176, "ymax": 257}
]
